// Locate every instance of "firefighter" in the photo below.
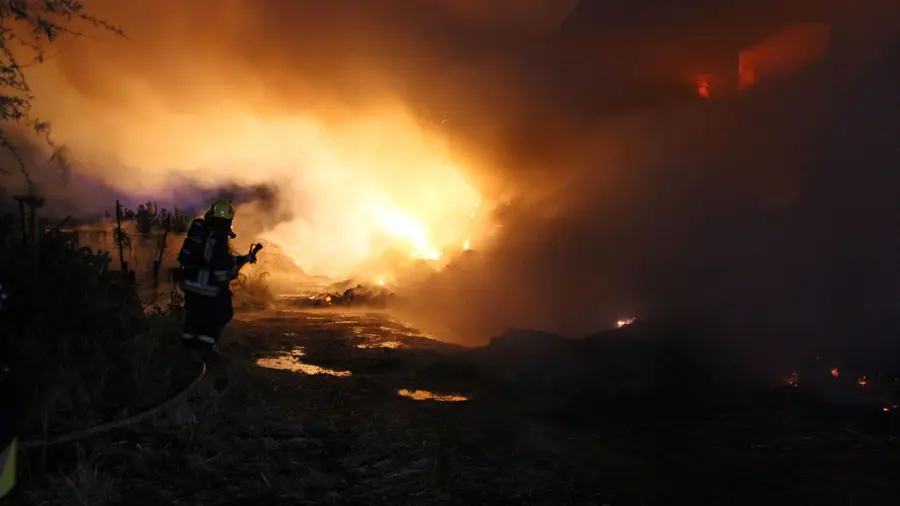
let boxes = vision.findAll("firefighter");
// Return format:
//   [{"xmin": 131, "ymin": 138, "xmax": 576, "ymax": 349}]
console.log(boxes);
[{"xmin": 177, "ymin": 198, "xmax": 257, "ymax": 356}]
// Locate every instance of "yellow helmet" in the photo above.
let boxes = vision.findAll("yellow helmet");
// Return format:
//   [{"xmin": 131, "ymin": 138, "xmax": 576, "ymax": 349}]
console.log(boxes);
[{"xmin": 207, "ymin": 198, "xmax": 235, "ymax": 220}]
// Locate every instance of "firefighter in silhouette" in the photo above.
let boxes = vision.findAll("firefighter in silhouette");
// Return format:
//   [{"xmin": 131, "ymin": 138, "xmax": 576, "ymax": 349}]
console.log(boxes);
[{"xmin": 177, "ymin": 198, "xmax": 258, "ymax": 355}]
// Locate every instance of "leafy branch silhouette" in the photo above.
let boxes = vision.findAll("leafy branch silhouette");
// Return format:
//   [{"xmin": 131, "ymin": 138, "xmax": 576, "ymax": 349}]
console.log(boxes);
[{"xmin": 0, "ymin": 0, "xmax": 123, "ymax": 186}]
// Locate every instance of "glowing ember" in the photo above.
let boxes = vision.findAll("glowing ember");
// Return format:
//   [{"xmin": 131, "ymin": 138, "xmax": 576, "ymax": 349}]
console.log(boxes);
[
  {"xmin": 255, "ymin": 347, "xmax": 352, "ymax": 377},
  {"xmin": 397, "ymin": 389, "xmax": 468, "ymax": 402},
  {"xmin": 292, "ymin": 363, "xmax": 352, "ymax": 377},
  {"xmin": 357, "ymin": 341, "xmax": 403, "ymax": 349},
  {"xmin": 858, "ymin": 376, "xmax": 868, "ymax": 386},
  {"xmin": 787, "ymin": 373, "xmax": 799, "ymax": 387},
  {"xmin": 616, "ymin": 318, "xmax": 636, "ymax": 328},
  {"xmin": 696, "ymin": 75, "xmax": 711, "ymax": 98},
  {"xmin": 831, "ymin": 368, "xmax": 839, "ymax": 377},
  {"xmin": 412, "ymin": 250, "xmax": 443, "ymax": 261}
]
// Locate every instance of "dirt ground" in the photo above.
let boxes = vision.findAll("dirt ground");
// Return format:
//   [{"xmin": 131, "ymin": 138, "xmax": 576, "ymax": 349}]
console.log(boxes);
[{"xmin": 10, "ymin": 307, "xmax": 900, "ymax": 505}]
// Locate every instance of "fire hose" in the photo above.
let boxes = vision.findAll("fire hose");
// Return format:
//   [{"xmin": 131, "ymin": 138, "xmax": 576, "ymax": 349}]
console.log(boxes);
[
  {"xmin": 19, "ymin": 359, "xmax": 207, "ymax": 450},
  {"xmin": 239, "ymin": 243, "xmax": 264, "ymax": 269}
]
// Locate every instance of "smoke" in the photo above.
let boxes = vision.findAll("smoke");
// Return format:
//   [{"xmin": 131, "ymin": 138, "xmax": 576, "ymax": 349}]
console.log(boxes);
[
  {"xmin": 393, "ymin": 0, "xmax": 900, "ymax": 381},
  {"xmin": 17, "ymin": 0, "xmax": 556, "ymax": 274},
  {"xmin": 6, "ymin": 0, "xmax": 900, "ymax": 380},
  {"xmin": 0, "ymin": 134, "xmax": 144, "ymax": 218}
]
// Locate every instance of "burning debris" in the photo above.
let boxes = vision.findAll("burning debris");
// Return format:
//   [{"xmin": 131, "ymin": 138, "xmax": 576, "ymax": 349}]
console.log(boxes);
[
  {"xmin": 357, "ymin": 341, "xmax": 404, "ymax": 350},
  {"xmin": 780, "ymin": 359, "xmax": 900, "ymax": 415},
  {"xmin": 295, "ymin": 281, "xmax": 396, "ymax": 309},
  {"xmin": 397, "ymin": 389, "xmax": 468, "ymax": 402},
  {"xmin": 616, "ymin": 317, "xmax": 636, "ymax": 328}
]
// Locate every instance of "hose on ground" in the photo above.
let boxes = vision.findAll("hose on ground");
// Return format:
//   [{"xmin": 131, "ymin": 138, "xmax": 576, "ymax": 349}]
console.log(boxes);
[{"xmin": 20, "ymin": 359, "xmax": 207, "ymax": 450}]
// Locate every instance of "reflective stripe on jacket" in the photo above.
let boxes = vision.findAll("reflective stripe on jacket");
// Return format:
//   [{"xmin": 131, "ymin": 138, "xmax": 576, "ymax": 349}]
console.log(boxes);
[
  {"xmin": 181, "ymin": 267, "xmax": 219, "ymax": 296},
  {"xmin": 178, "ymin": 219, "xmax": 238, "ymax": 297},
  {"xmin": 0, "ymin": 438, "xmax": 17, "ymax": 499}
]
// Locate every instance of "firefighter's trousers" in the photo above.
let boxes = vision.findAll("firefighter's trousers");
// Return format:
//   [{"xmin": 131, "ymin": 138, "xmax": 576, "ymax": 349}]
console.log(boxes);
[{"xmin": 182, "ymin": 290, "xmax": 234, "ymax": 349}]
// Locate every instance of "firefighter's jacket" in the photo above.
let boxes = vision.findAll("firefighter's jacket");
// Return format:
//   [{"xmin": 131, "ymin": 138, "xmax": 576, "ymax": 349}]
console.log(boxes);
[{"xmin": 178, "ymin": 218, "xmax": 239, "ymax": 297}]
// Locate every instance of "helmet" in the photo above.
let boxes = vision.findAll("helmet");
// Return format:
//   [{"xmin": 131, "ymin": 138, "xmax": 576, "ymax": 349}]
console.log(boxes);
[{"xmin": 207, "ymin": 198, "xmax": 235, "ymax": 220}]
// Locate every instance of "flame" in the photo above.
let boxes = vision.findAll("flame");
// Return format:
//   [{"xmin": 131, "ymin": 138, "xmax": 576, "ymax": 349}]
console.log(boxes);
[
  {"xmin": 858, "ymin": 376, "xmax": 868, "ymax": 386},
  {"xmin": 411, "ymin": 250, "xmax": 443, "ymax": 261},
  {"xmin": 696, "ymin": 74, "xmax": 711, "ymax": 98},
  {"xmin": 616, "ymin": 317, "xmax": 636, "ymax": 328},
  {"xmin": 27, "ymin": 59, "xmax": 491, "ymax": 277},
  {"xmin": 357, "ymin": 341, "xmax": 403, "ymax": 349},
  {"xmin": 363, "ymin": 194, "xmax": 461, "ymax": 263},
  {"xmin": 831, "ymin": 368, "xmax": 839, "ymax": 377},
  {"xmin": 397, "ymin": 389, "xmax": 468, "ymax": 402}
]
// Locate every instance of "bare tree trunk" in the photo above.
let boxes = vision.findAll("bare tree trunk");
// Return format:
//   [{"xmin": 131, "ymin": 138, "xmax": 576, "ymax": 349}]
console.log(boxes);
[
  {"xmin": 115, "ymin": 199, "xmax": 127, "ymax": 279},
  {"xmin": 153, "ymin": 216, "xmax": 170, "ymax": 287}
]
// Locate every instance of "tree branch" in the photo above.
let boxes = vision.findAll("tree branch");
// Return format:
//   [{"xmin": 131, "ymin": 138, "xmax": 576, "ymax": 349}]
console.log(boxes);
[{"xmin": 0, "ymin": 0, "xmax": 123, "ymax": 186}]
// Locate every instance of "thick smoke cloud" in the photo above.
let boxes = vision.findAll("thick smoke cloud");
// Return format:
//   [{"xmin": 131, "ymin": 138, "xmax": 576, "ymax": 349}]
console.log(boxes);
[
  {"xmin": 20, "ymin": 0, "xmax": 542, "ymax": 274},
  {"xmin": 0, "ymin": 136, "xmax": 145, "ymax": 218},
  {"xmin": 395, "ymin": 0, "xmax": 900, "ymax": 382},
  {"xmin": 6, "ymin": 0, "xmax": 900, "ymax": 382}
]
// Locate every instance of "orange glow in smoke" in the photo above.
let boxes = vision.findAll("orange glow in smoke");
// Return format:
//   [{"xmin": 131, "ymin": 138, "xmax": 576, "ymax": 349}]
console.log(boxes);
[
  {"xmin": 738, "ymin": 22, "xmax": 830, "ymax": 90},
  {"xmin": 696, "ymin": 75, "xmax": 711, "ymax": 98},
  {"xmin": 616, "ymin": 317, "xmax": 636, "ymax": 328},
  {"xmin": 738, "ymin": 59, "xmax": 757, "ymax": 89},
  {"xmin": 28, "ymin": 62, "xmax": 490, "ymax": 276}
]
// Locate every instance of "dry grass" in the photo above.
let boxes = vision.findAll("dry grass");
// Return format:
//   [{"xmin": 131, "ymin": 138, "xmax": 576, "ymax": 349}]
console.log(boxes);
[
  {"xmin": 232, "ymin": 265, "xmax": 274, "ymax": 310},
  {"xmin": 0, "ymin": 218, "xmax": 196, "ymax": 434},
  {"xmin": 8, "ymin": 314, "xmax": 612, "ymax": 506},
  {"xmin": 4, "ymin": 217, "xmax": 899, "ymax": 505},
  {"xmin": 6, "ymin": 308, "xmax": 900, "ymax": 505}
]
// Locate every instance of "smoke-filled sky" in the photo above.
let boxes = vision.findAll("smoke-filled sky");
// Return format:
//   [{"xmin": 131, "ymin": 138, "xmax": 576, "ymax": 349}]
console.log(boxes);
[
  {"xmin": 6, "ymin": 0, "xmax": 900, "ymax": 376},
  {"xmin": 13, "ymin": 0, "xmax": 589, "ymax": 274}
]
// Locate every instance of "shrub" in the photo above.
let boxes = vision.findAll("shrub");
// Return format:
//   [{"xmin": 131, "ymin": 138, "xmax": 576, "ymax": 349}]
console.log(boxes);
[{"xmin": 0, "ymin": 212, "xmax": 194, "ymax": 438}]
